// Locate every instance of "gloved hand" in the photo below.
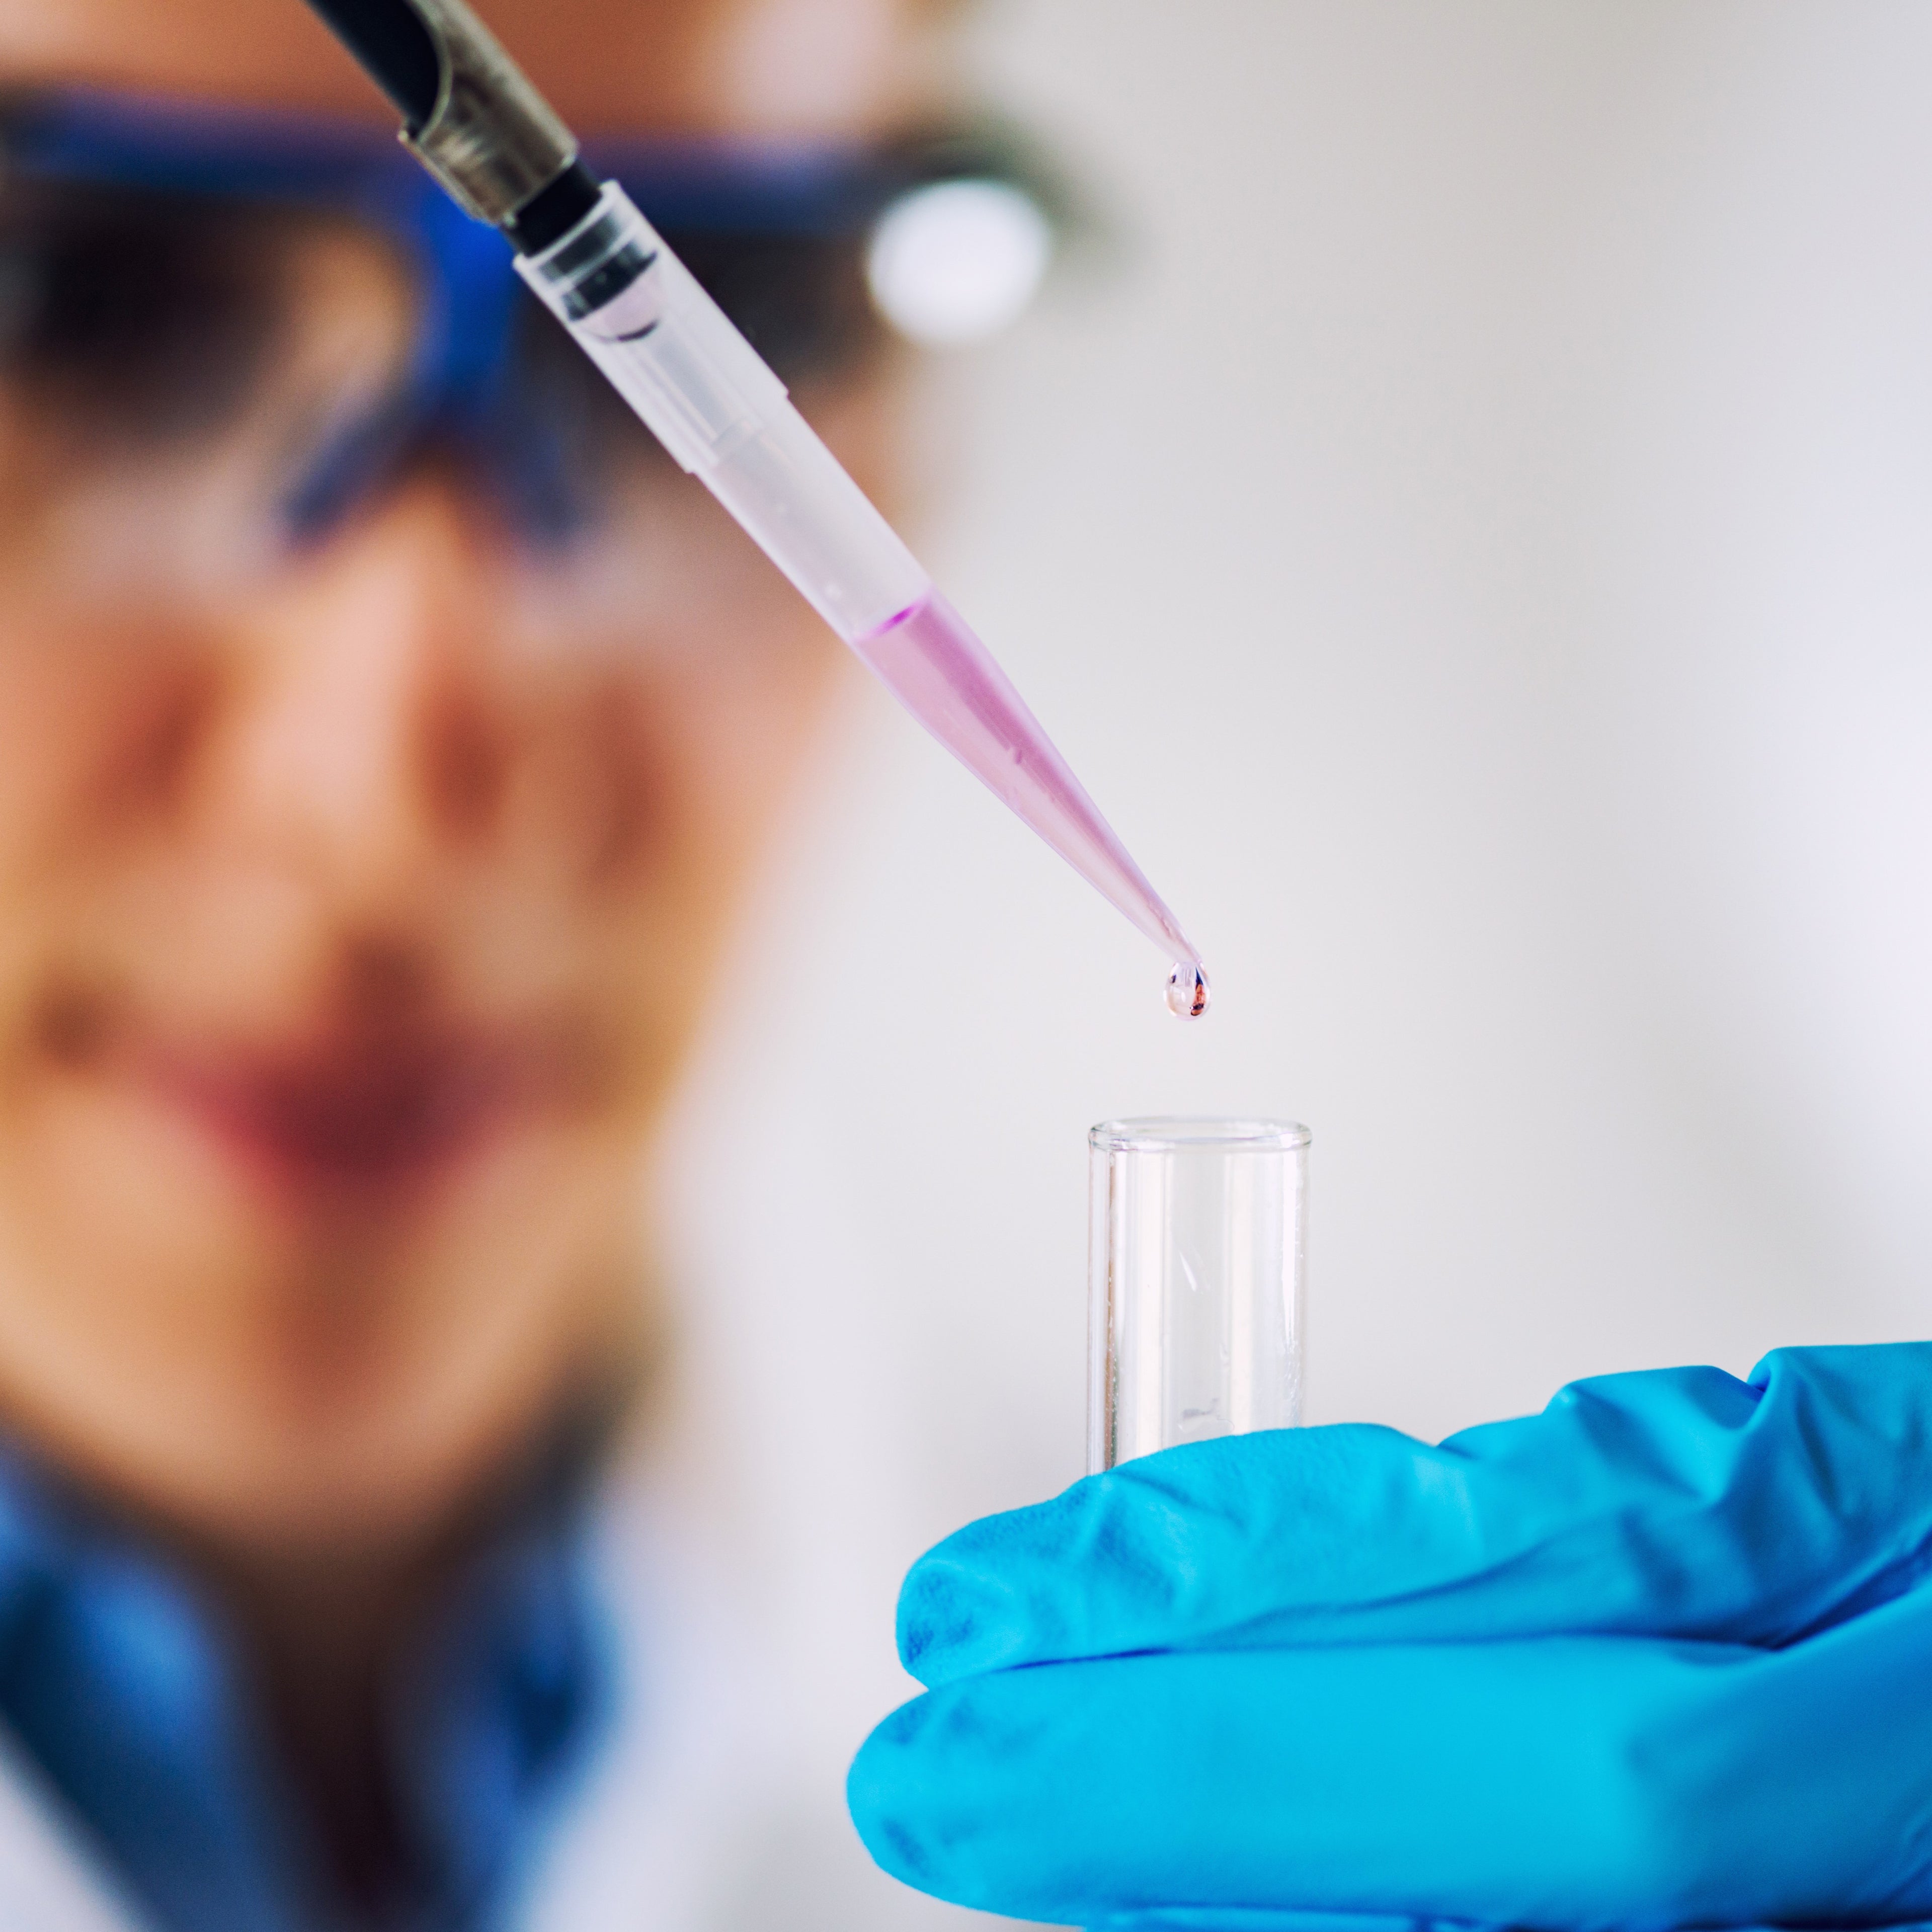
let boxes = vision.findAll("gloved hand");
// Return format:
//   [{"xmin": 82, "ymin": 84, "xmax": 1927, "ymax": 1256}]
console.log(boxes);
[{"xmin": 848, "ymin": 1343, "xmax": 1932, "ymax": 1931}]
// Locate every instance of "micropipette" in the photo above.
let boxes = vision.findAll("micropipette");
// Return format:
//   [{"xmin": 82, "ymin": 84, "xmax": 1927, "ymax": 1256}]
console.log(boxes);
[{"xmin": 303, "ymin": 0, "xmax": 1208, "ymax": 1015}]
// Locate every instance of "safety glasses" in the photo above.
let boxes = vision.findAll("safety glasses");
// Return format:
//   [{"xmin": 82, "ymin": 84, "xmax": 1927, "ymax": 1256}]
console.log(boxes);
[{"xmin": 0, "ymin": 89, "xmax": 1060, "ymax": 648}]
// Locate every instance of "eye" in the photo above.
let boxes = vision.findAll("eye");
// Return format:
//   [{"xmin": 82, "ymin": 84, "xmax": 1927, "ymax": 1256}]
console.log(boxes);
[
  {"xmin": 0, "ymin": 187, "xmax": 284, "ymax": 445},
  {"xmin": 666, "ymin": 231, "xmax": 885, "ymax": 388}
]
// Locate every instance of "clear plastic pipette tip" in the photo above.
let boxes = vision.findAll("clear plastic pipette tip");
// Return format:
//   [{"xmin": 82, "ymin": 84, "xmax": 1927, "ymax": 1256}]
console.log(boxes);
[{"xmin": 516, "ymin": 192, "xmax": 1205, "ymax": 1010}]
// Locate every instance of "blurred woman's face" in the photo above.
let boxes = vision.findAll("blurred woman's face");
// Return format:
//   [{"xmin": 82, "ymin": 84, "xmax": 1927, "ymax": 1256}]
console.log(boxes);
[{"xmin": 0, "ymin": 0, "xmax": 914, "ymax": 1553}]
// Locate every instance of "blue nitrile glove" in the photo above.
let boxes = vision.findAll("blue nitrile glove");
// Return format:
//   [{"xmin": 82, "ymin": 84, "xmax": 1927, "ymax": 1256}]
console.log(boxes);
[{"xmin": 848, "ymin": 1342, "xmax": 1932, "ymax": 1931}]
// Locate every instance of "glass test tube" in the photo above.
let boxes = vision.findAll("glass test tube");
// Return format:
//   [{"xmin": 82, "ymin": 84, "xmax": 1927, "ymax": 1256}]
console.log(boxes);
[{"xmin": 1088, "ymin": 1118, "xmax": 1309, "ymax": 1474}]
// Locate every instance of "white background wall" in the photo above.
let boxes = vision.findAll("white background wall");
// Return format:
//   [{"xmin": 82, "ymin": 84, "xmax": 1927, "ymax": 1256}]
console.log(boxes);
[{"xmin": 651, "ymin": 4, "xmax": 1932, "ymax": 1911}]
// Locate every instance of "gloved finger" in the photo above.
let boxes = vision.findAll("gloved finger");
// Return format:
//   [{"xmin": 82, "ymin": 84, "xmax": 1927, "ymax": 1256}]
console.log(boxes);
[
  {"xmin": 1088, "ymin": 1914, "xmax": 1487, "ymax": 1931},
  {"xmin": 1090, "ymin": 1916, "xmax": 1932, "ymax": 1932},
  {"xmin": 1088, "ymin": 1916, "xmax": 1932, "ymax": 1932},
  {"xmin": 900, "ymin": 1342, "xmax": 1932, "ymax": 1685},
  {"xmin": 852, "ymin": 1581, "xmax": 1932, "ymax": 1929}
]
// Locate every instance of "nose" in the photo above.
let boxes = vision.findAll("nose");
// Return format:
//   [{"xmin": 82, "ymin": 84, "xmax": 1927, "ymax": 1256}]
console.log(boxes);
[{"xmin": 206, "ymin": 479, "xmax": 515, "ymax": 910}]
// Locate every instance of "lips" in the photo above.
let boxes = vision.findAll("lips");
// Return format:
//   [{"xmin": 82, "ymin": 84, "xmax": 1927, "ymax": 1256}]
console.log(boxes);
[{"xmin": 140, "ymin": 1029, "xmax": 559, "ymax": 1199}]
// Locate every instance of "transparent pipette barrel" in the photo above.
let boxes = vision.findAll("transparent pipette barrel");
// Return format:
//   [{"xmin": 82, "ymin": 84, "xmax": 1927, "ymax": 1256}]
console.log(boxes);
[
  {"xmin": 1088, "ymin": 1117, "xmax": 1308, "ymax": 1474},
  {"xmin": 515, "ymin": 184, "xmax": 1198, "ymax": 965}
]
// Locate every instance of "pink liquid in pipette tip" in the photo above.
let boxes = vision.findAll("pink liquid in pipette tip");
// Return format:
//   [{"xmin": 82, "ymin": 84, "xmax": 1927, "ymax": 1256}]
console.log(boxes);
[{"xmin": 852, "ymin": 589, "xmax": 1208, "ymax": 1018}]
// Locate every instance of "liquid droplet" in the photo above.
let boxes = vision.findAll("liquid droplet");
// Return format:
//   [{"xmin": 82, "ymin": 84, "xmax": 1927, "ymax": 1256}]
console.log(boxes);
[{"xmin": 1166, "ymin": 960, "xmax": 1211, "ymax": 1020}]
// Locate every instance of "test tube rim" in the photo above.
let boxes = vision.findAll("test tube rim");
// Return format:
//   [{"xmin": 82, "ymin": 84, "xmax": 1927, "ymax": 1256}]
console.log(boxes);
[{"xmin": 1089, "ymin": 1116, "xmax": 1310, "ymax": 1154}]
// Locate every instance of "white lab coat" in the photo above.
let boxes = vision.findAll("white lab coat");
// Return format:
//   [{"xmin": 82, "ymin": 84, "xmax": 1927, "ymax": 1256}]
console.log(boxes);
[{"xmin": 0, "ymin": 1434, "xmax": 1022, "ymax": 1931}]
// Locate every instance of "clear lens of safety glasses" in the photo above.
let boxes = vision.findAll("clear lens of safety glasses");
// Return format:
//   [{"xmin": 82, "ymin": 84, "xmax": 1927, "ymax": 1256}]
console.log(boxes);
[
  {"xmin": 0, "ymin": 182, "xmax": 889, "ymax": 656},
  {"xmin": 0, "ymin": 188, "xmax": 417, "ymax": 607}
]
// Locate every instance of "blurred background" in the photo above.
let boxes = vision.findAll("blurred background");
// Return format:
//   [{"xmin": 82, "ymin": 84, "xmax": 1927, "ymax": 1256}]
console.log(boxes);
[{"xmin": 645, "ymin": 0, "xmax": 1932, "ymax": 1896}]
